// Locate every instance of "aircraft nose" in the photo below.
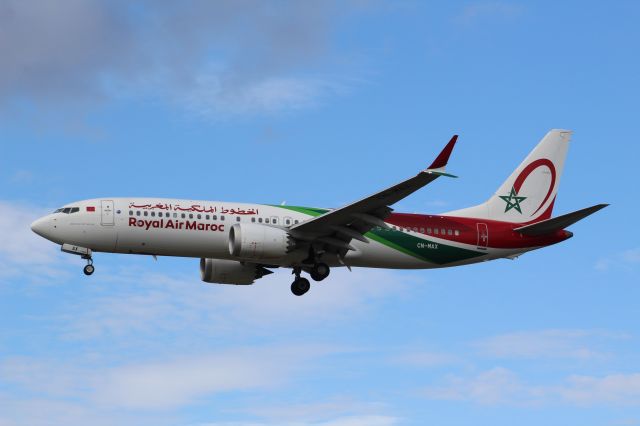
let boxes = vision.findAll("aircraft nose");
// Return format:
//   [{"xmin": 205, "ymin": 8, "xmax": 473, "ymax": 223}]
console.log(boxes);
[{"xmin": 30, "ymin": 217, "xmax": 50, "ymax": 239}]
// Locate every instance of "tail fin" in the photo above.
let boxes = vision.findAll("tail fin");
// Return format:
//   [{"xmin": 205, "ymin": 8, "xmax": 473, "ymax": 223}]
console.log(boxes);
[{"xmin": 446, "ymin": 129, "xmax": 572, "ymax": 223}]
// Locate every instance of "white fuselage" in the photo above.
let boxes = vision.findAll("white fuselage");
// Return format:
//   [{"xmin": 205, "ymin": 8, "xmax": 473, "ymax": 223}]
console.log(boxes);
[{"xmin": 31, "ymin": 197, "xmax": 527, "ymax": 270}]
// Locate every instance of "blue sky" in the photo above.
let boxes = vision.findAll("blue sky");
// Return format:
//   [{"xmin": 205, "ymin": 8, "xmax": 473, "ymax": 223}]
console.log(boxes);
[{"xmin": 1, "ymin": 1, "xmax": 639, "ymax": 425}]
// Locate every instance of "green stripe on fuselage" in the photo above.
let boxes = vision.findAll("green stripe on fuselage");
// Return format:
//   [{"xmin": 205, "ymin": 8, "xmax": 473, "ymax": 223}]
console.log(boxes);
[
  {"xmin": 272, "ymin": 204, "xmax": 484, "ymax": 265},
  {"xmin": 271, "ymin": 205, "xmax": 328, "ymax": 216},
  {"xmin": 366, "ymin": 228, "xmax": 485, "ymax": 265}
]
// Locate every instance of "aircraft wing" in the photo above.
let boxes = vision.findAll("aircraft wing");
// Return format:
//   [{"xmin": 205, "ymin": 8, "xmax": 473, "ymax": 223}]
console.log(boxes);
[{"xmin": 289, "ymin": 135, "xmax": 458, "ymax": 255}]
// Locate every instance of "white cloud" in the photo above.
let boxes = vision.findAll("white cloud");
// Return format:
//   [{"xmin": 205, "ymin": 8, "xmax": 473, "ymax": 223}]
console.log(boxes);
[
  {"xmin": 474, "ymin": 329, "xmax": 626, "ymax": 360},
  {"xmin": 8, "ymin": 170, "xmax": 34, "ymax": 184},
  {"xmin": 0, "ymin": 345, "xmax": 342, "ymax": 412},
  {"xmin": 392, "ymin": 351, "xmax": 460, "ymax": 368},
  {"xmin": 0, "ymin": 200, "xmax": 71, "ymax": 284},
  {"xmin": 93, "ymin": 345, "xmax": 336, "ymax": 409},
  {"xmin": 59, "ymin": 267, "xmax": 413, "ymax": 340},
  {"xmin": 597, "ymin": 248, "xmax": 640, "ymax": 271},
  {"xmin": 182, "ymin": 75, "xmax": 346, "ymax": 117},
  {"xmin": 423, "ymin": 367, "xmax": 537, "ymax": 405},
  {"xmin": 0, "ymin": 1, "xmax": 360, "ymax": 117},
  {"xmin": 423, "ymin": 368, "xmax": 640, "ymax": 407},
  {"xmin": 559, "ymin": 373, "xmax": 640, "ymax": 406},
  {"xmin": 196, "ymin": 415, "xmax": 400, "ymax": 426},
  {"xmin": 242, "ymin": 398, "xmax": 393, "ymax": 425}
]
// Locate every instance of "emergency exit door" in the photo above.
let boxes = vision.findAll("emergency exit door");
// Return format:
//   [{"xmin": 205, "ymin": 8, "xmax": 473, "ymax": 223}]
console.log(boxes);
[
  {"xmin": 476, "ymin": 223, "xmax": 488, "ymax": 249},
  {"xmin": 101, "ymin": 200, "xmax": 115, "ymax": 226}
]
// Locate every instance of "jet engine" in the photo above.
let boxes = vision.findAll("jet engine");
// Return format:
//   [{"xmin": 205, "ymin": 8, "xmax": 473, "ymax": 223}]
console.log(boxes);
[
  {"xmin": 228, "ymin": 223, "xmax": 293, "ymax": 260},
  {"xmin": 200, "ymin": 258, "xmax": 272, "ymax": 285}
]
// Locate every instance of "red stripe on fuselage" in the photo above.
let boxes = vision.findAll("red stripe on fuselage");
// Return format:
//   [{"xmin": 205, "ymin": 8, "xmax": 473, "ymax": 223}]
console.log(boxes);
[{"xmin": 386, "ymin": 212, "xmax": 570, "ymax": 249}]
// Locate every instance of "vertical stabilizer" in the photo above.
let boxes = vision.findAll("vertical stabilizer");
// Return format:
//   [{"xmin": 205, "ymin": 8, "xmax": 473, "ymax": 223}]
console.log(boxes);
[{"xmin": 445, "ymin": 129, "xmax": 571, "ymax": 224}]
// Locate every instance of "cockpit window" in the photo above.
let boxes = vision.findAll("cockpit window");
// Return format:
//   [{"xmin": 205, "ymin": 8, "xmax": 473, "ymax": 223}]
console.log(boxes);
[{"xmin": 55, "ymin": 207, "xmax": 80, "ymax": 214}]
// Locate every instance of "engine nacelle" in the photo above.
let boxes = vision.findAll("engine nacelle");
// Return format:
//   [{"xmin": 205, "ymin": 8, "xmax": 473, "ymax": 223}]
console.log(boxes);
[
  {"xmin": 228, "ymin": 223, "xmax": 291, "ymax": 260},
  {"xmin": 200, "ymin": 258, "xmax": 272, "ymax": 285}
]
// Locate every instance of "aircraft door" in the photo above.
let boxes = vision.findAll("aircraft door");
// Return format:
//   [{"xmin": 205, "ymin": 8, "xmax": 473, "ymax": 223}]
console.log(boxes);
[
  {"xmin": 101, "ymin": 200, "xmax": 115, "ymax": 226},
  {"xmin": 476, "ymin": 223, "xmax": 488, "ymax": 249}
]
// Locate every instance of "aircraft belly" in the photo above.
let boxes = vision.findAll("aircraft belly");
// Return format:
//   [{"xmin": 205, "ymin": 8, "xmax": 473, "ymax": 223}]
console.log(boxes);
[
  {"xmin": 345, "ymin": 230, "xmax": 489, "ymax": 269},
  {"xmin": 346, "ymin": 240, "xmax": 429, "ymax": 269}
]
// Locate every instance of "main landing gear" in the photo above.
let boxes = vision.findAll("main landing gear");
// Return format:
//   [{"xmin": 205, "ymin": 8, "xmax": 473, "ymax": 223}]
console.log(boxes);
[
  {"xmin": 290, "ymin": 262, "xmax": 331, "ymax": 296},
  {"xmin": 310, "ymin": 262, "xmax": 330, "ymax": 281}
]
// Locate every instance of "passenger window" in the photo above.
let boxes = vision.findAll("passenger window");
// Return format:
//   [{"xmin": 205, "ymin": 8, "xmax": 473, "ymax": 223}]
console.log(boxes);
[
  {"xmin": 181, "ymin": 213, "xmax": 186, "ymax": 219},
  {"xmin": 285, "ymin": 219, "xmax": 290, "ymax": 225},
  {"xmin": 197, "ymin": 214, "xmax": 201, "ymax": 219},
  {"xmin": 136, "ymin": 211, "xmax": 141, "ymax": 216},
  {"xmin": 251, "ymin": 217, "xmax": 256, "ymax": 223},
  {"xmin": 265, "ymin": 218, "xmax": 270, "ymax": 224},
  {"xmin": 221, "ymin": 215, "xmax": 225, "ymax": 221},
  {"xmin": 448, "ymin": 229, "xmax": 452, "ymax": 235},
  {"xmin": 420, "ymin": 227, "xmax": 425, "ymax": 233},
  {"xmin": 129, "ymin": 211, "xmax": 133, "ymax": 216},
  {"xmin": 273, "ymin": 218, "xmax": 278, "ymax": 224},
  {"xmin": 189, "ymin": 214, "xmax": 193, "ymax": 219},
  {"xmin": 144, "ymin": 211, "xmax": 148, "ymax": 217},
  {"xmin": 151, "ymin": 212, "xmax": 155, "ymax": 217},
  {"xmin": 212, "ymin": 215, "xmax": 217, "ymax": 220},
  {"xmin": 258, "ymin": 218, "xmax": 263, "ymax": 223},
  {"xmin": 173, "ymin": 213, "xmax": 177, "ymax": 218},
  {"xmin": 413, "ymin": 227, "xmax": 418, "ymax": 232},
  {"xmin": 206, "ymin": 215, "xmax": 210, "ymax": 220},
  {"xmin": 295, "ymin": 220, "xmax": 299, "ymax": 224},
  {"xmin": 455, "ymin": 230, "xmax": 460, "ymax": 236},
  {"xmin": 236, "ymin": 217, "xmax": 241, "ymax": 222},
  {"xmin": 434, "ymin": 228, "xmax": 439, "ymax": 235},
  {"xmin": 441, "ymin": 228, "xmax": 446, "ymax": 235},
  {"xmin": 427, "ymin": 228, "xmax": 431, "ymax": 234}
]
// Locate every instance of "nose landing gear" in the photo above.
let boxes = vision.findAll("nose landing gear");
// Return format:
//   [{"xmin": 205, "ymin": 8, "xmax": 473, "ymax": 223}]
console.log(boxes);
[
  {"xmin": 61, "ymin": 243, "xmax": 95, "ymax": 276},
  {"xmin": 83, "ymin": 258, "xmax": 95, "ymax": 276}
]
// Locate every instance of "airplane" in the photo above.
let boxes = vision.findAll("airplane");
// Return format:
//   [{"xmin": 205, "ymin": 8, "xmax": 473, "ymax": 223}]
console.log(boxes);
[{"xmin": 30, "ymin": 129, "xmax": 607, "ymax": 296}]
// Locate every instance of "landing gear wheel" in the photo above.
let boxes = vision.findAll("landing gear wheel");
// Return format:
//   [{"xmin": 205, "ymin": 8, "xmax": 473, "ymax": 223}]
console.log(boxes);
[
  {"xmin": 291, "ymin": 278, "xmax": 310, "ymax": 296},
  {"xmin": 310, "ymin": 262, "xmax": 330, "ymax": 281},
  {"xmin": 83, "ymin": 264, "xmax": 95, "ymax": 276}
]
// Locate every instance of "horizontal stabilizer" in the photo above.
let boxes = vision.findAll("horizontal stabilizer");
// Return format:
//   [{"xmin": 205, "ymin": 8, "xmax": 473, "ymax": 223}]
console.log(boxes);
[{"xmin": 514, "ymin": 204, "xmax": 608, "ymax": 236}]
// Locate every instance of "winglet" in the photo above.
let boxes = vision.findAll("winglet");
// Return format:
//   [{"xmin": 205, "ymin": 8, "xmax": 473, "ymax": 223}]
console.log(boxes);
[{"xmin": 427, "ymin": 135, "xmax": 458, "ymax": 170}]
